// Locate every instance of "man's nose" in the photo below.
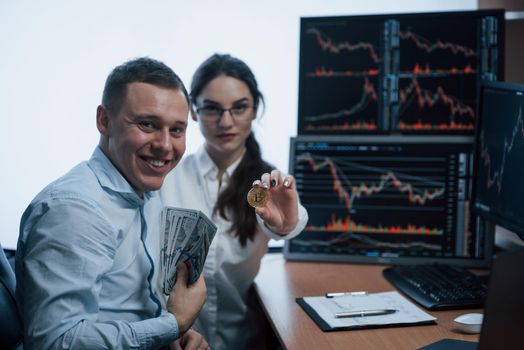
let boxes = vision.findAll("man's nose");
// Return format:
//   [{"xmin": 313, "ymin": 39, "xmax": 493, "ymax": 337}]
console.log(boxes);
[{"xmin": 152, "ymin": 129, "xmax": 171, "ymax": 150}]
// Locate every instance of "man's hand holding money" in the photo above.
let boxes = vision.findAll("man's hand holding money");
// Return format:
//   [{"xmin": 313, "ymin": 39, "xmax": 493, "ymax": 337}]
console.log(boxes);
[{"xmin": 166, "ymin": 263, "xmax": 206, "ymax": 334}]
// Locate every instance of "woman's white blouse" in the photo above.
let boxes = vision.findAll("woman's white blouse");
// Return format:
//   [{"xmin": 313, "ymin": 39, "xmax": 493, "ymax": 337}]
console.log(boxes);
[{"xmin": 159, "ymin": 146, "xmax": 308, "ymax": 350}]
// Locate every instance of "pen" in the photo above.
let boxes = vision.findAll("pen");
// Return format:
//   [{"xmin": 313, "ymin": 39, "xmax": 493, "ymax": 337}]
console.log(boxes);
[
  {"xmin": 325, "ymin": 291, "xmax": 367, "ymax": 298},
  {"xmin": 334, "ymin": 309, "xmax": 398, "ymax": 318}
]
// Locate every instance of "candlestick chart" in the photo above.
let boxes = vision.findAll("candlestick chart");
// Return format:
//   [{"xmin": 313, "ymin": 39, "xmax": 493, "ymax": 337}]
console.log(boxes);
[
  {"xmin": 299, "ymin": 21, "xmax": 381, "ymax": 132},
  {"xmin": 297, "ymin": 11, "xmax": 503, "ymax": 135},
  {"xmin": 395, "ymin": 16, "xmax": 479, "ymax": 132},
  {"xmin": 286, "ymin": 137, "xmax": 477, "ymax": 263},
  {"xmin": 473, "ymin": 85, "xmax": 524, "ymax": 233}
]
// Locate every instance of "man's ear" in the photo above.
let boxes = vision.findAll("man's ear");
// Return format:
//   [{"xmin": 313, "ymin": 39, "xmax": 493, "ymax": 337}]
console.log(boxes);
[{"xmin": 96, "ymin": 105, "xmax": 110, "ymax": 136}]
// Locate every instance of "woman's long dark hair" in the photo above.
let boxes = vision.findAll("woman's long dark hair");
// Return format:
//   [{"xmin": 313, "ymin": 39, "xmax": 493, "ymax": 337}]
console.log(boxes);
[{"xmin": 191, "ymin": 54, "xmax": 272, "ymax": 246}]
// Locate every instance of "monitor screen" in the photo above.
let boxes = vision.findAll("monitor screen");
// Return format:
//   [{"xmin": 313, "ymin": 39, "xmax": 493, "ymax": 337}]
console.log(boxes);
[
  {"xmin": 473, "ymin": 81, "xmax": 524, "ymax": 241},
  {"xmin": 285, "ymin": 135, "xmax": 493, "ymax": 267},
  {"xmin": 297, "ymin": 10, "xmax": 504, "ymax": 134}
]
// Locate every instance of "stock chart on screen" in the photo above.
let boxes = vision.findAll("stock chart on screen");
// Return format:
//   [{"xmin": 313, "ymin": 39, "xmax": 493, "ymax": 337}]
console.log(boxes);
[
  {"xmin": 473, "ymin": 81, "xmax": 524, "ymax": 240},
  {"xmin": 284, "ymin": 136, "xmax": 492, "ymax": 265},
  {"xmin": 297, "ymin": 10, "xmax": 504, "ymax": 134}
]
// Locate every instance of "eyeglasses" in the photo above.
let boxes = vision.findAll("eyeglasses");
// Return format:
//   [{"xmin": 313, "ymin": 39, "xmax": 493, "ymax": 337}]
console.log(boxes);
[{"xmin": 195, "ymin": 105, "xmax": 254, "ymax": 121}]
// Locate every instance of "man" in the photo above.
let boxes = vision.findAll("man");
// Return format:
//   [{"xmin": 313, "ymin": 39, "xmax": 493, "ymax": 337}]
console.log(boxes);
[{"xmin": 15, "ymin": 57, "xmax": 209, "ymax": 349}]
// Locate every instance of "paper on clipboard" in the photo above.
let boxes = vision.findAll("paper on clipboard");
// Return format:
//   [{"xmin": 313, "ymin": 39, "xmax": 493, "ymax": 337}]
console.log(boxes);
[{"xmin": 297, "ymin": 291, "xmax": 436, "ymax": 331}]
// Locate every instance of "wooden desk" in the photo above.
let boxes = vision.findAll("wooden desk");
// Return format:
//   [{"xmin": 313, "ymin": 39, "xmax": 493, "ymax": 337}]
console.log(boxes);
[{"xmin": 254, "ymin": 254, "xmax": 481, "ymax": 350}]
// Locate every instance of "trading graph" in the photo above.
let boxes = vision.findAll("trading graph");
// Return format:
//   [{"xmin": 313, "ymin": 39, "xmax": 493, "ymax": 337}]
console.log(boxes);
[
  {"xmin": 301, "ymin": 77, "xmax": 379, "ymax": 131},
  {"xmin": 305, "ymin": 27, "xmax": 380, "ymax": 64},
  {"xmin": 397, "ymin": 77, "xmax": 476, "ymax": 131},
  {"xmin": 297, "ymin": 152, "xmax": 446, "ymax": 211},
  {"xmin": 297, "ymin": 11, "xmax": 503, "ymax": 134},
  {"xmin": 286, "ymin": 137, "xmax": 476, "ymax": 261},
  {"xmin": 479, "ymin": 107, "xmax": 523, "ymax": 193},
  {"xmin": 395, "ymin": 16, "xmax": 479, "ymax": 131},
  {"xmin": 299, "ymin": 19, "xmax": 382, "ymax": 132},
  {"xmin": 398, "ymin": 29, "xmax": 476, "ymax": 58},
  {"xmin": 474, "ymin": 85, "xmax": 524, "ymax": 228}
]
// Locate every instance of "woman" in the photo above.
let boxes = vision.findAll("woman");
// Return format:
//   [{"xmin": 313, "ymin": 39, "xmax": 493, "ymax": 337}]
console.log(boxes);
[{"xmin": 160, "ymin": 53, "xmax": 308, "ymax": 350}]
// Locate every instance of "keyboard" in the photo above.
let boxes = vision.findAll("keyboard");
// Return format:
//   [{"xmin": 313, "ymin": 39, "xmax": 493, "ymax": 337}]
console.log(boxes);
[{"xmin": 383, "ymin": 264, "xmax": 488, "ymax": 310}]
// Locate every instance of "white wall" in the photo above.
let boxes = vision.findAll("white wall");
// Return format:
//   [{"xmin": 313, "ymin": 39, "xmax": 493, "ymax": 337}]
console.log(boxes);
[{"xmin": 0, "ymin": 0, "xmax": 477, "ymax": 249}]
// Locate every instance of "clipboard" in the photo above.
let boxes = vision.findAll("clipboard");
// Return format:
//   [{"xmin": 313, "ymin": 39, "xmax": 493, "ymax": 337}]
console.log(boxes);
[{"xmin": 296, "ymin": 291, "xmax": 436, "ymax": 332}]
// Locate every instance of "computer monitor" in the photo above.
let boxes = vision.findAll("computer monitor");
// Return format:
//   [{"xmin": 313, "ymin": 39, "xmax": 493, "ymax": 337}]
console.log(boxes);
[
  {"xmin": 284, "ymin": 135, "xmax": 493, "ymax": 267},
  {"xmin": 297, "ymin": 10, "xmax": 504, "ymax": 134},
  {"xmin": 472, "ymin": 80, "xmax": 524, "ymax": 243}
]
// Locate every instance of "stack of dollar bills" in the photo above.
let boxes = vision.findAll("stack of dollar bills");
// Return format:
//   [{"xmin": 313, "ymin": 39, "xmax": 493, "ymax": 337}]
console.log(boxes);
[{"xmin": 160, "ymin": 207, "xmax": 217, "ymax": 295}]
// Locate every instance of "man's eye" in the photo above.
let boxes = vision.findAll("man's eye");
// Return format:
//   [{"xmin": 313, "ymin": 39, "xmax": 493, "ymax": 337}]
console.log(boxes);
[
  {"xmin": 138, "ymin": 121, "xmax": 155, "ymax": 130},
  {"xmin": 170, "ymin": 127, "xmax": 185, "ymax": 136}
]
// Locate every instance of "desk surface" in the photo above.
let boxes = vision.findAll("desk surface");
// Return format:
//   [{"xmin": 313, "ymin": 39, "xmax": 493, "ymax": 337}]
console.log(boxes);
[{"xmin": 254, "ymin": 254, "xmax": 481, "ymax": 350}]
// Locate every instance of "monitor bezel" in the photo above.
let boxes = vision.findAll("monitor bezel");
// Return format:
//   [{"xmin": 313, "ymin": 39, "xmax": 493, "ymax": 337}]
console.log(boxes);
[{"xmin": 285, "ymin": 134, "xmax": 494, "ymax": 267}]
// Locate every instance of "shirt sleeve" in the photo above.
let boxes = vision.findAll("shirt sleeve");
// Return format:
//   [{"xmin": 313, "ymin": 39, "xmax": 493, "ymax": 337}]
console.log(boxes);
[
  {"xmin": 16, "ymin": 197, "xmax": 179, "ymax": 350},
  {"xmin": 257, "ymin": 200, "xmax": 309, "ymax": 241}
]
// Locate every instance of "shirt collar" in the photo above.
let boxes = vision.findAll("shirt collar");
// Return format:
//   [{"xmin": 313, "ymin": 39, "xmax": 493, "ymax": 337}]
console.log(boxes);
[
  {"xmin": 195, "ymin": 146, "xmax": 244, "ymax": 183},
  {"xmin": 88, "ymin": 146, "xmax": 155, "ymax": 203}
]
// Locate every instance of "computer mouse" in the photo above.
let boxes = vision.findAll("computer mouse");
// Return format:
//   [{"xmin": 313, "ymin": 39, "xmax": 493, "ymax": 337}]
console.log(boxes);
[{"xmin": 453, "ymin": 313, "xmax": 483, "ymax": 334}]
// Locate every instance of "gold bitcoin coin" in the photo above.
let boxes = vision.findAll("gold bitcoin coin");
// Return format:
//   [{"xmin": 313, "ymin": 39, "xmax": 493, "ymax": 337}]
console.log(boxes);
[{"xmin": 247, "ymin": 187, "xmax": 269, "ymax": 208}]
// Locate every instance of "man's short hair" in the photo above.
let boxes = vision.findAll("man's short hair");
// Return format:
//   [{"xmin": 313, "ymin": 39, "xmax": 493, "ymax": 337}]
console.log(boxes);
[{"xmin": 102, "ymin": 57, "xmax": 189, "ymax": 114}]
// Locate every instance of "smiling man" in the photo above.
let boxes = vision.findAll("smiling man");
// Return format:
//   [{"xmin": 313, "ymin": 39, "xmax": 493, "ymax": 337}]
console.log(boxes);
[{"xmin": 15, "ymin": 58, "xmax": 209, "ymax": 350}]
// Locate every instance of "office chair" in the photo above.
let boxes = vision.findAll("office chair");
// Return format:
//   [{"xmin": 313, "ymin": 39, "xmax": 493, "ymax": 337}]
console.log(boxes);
[{"xmin": 0, "ymin": 242, "xmax": 23, "ymax": 350}]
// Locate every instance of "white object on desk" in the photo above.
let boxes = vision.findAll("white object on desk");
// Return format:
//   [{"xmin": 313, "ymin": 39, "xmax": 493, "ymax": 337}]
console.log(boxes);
[{"xmin": 453, "ymin": 313, "xmax": 483, "ymax": 334}]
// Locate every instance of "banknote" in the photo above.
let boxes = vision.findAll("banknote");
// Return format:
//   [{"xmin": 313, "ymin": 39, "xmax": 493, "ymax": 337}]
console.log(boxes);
[
  {"xmin": 160, "ymin": 207, "xmax": 217, "ymax": 295},
  {"xmin": 177, "ymin": 214, "xmax": 217, "ymax": 284}
]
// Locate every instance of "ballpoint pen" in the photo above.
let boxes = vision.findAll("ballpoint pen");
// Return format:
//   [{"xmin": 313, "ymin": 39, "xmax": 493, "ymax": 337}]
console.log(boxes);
[
  {"xmin": 334, "ymin": 309, "xmax": 398, "ymax": 318},
  {"xmin": 325, "ymin": 291, "xmax": 368, "ymax": 298}
]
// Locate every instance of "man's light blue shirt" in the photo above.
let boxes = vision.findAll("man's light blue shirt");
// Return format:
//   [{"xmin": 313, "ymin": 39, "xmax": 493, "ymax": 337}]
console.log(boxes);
[{"xmin": 16, "ymin": 147, "xmax": 179, "ymax": 349}]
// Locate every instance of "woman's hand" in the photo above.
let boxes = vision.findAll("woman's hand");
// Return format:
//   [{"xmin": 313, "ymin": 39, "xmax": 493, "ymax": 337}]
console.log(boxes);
[{"xmin": 251, "ymin": 170, "xmax": 299, "ymax": 235}]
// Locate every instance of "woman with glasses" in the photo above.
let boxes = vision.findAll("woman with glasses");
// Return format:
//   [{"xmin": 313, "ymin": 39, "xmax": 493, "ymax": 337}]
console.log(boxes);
[{"xmin": 160, "ymin": 53, "xmax": 308, "ymax": 350}]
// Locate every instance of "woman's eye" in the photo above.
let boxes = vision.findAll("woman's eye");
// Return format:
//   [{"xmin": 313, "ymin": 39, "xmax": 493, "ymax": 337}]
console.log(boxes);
[
  {"xmin": 232, "ymin": 105, "xmax": 247, "ymax": 114},
  {"xmin": 203, "ymin": 106, "xmax": 221, "ymax": 115}
]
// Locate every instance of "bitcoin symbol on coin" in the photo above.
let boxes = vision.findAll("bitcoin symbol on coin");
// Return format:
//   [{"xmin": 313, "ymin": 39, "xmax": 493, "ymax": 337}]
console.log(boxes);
[{"xmin": 247, "ymin": 187, "xmax": 269, "ymax": 208}]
